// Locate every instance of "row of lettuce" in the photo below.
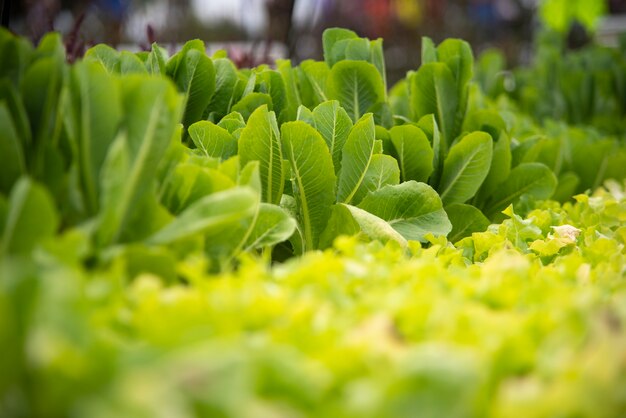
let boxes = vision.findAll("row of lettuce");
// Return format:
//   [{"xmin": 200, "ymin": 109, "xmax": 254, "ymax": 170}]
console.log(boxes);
[
  {"xmin": 2, "ymin": 27, "xmax": 625, "ymax": 269},
  {"xmin": 2, "ymin": 26, "xmax": 626, "ymax": 416},
  {"xmin": 2, "ymin": 176, "xmax": 626, "ymax": 417}
]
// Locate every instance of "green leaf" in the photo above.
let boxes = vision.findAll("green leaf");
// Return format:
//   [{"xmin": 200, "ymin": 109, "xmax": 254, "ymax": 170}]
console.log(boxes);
[
  {"xmin": 166, "ymin": 40, "xmax": 216, "ymax": 129},
  {"xmin": 205, "ymin": 58, "xmax": 238, "ymax": 119},
  {"xmin": 411, "ymin": 62, "xmax": 458, "ymax": 147},
  {"xmin": 148, "ymin": 187, "xmax": 258, "ymax": 245},
  {"xmin": 281, "ymin": 121, "xmax": 337, "ymax": 250},
  {"xmin": 65, "ymin": 61, "xmax": 122, "ymax": 216},
  {"xmin": 485, "ymin": 163, "xmax": 558, "ymax": 218},
  {"xmin": 145, "ymin": 43, "xmax": 168, "ymax": 75},
  {"xmin": 312, "ymin": 100, "xmax": 353, "ymax": 173},
  {"xmin": 337, "ymin": 114, "xmax": 376, "ymax": 204},
  {"xmin": 552, "ymin": 171, "xmax": 580, "ymax": 203},
  {"xmin": 0, "ymin": 103, "xmax": 25, "ymax": 194},
  {"xmin": 445, "ymin": 203, "xmax": 490, "ymax": 243},
  {"xmin": 189, "ymin": 121, "xmax": 237, "ymax": 160},
  {"xmin": 438, "ymin": 132, "xmax": 493, "ymax": 206},
  {"xmin": 0, "ymin": 30, "xmax": 33, "ymax": 84},
  {"xmin": 298, "ymin": 60, "xmax": 330, "ymax": 107},
  {"xmin": 1, "ymin": 178, "xmax": 58, "ymax": 255},
  {"xmin": 84, "ymin": 44, "xmax": 120, "ymax": 73},
  {"xmin": 256, "ymin": 70, "xmax": 287, "ymax": 118},
  {"xmin": 217, "ymin": 111, "xmax": 246, "ymax": 133},
  {"xmin": 296, "ymin": 105, "xmax": 315, "ymax": 125},
  {"xmin": 319, "ymin": 203, "xmax": 407, "ymax": 249},
  {"xmin": 436, "ymin": 38, "xmax": 473, "ymax": 104},
  {"xmin": 327, "ymin": 61, "xmax": 385, "ymax": 123},
  {"xmin": 421, "ymin": 37, "xmax": 438, "ymax": 64},
  {"xmin": 370, "ymin": 38, "xmax": 387, "ymax": 93},
  {"xmin": 119, "ymin": 51, "xmax": 148, "ymax": 74},
  {"xmin": 96, "ymin": 77, "xmax": 182, "ymax": 246},
  {"xmin": 0, "ymin": 80, "xmax": 31, "ymax": 149},
  {"xmin": 20, "ymin": 56, "xmax": 65, "ymax": 170},
  {"xmin": 351, "ymin": 154, "xmax": 400, "ymax": 205},
  {"xmin": 358, "ymin": 181, "xmax": 452, "ymax": 242},
  {"xmin": 244, "ymin": 203, "xmax": 297, "ymax": 251},
  {"xmin": 389, "ymin": 124, "xmax": 434, "ymax": 183},
  {"xmin": 417, "ymin": 114, "xmax": 443, "ymax": 187},
  {"xmin": 238, "ymin": 106, "xmax": 284, "ymax": 204},
  {"xmin": 323, "ymin": 28, "xmax": 358, "ymax": 67},
  {"xmin": 231, "ymin": 92, "xmax": 273, "ymax": 121},
  {"xmin": 476, "ymin": 132, "xmax": 511, "ymax": 205},
  {"xmin": 276, "ymin": 59, "xmax": 302, "ymax": 121},
  {"xmin": 161, "ymin": 164, "xmax": 235, "ymax": 214}
]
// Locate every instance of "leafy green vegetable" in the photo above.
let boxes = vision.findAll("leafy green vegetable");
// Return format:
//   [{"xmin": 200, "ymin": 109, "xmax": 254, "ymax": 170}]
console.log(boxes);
[
  {"xmin": 358, "ymin": 181, "xmax": 451, "ymax": 242},
  {"xmin": 389, "ymin": 124, "xmax": 434, "ymax": 183},
  {"xmin": 438, "ymin": 132, "xmax": 493, "ymax": 206},
  {"xmin": 327, "ymin": 61, "xmax": 385, "ymax": 123},
  {"xmin": 337, "ymin": 114, "xmax": 376, "ymax": 203},
  {"xmin": 281, "ymin": 121, "xmax": 336, "ymax": 250},
  {"xmin": 238, "ymin": 106, "xmax": 284, "ymax": 205}
]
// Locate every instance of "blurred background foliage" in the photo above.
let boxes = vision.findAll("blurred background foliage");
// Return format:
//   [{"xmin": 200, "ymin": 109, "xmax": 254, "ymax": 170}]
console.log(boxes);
[{"xmin": 1, "ymin": 0, "xmax": 625, "ymax": 82}]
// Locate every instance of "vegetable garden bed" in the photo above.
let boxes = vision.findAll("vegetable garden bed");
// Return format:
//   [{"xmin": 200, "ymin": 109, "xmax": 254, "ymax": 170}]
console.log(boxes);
[{"xmin": 0, "ymin": 26, "xmax": 625, "ymax": 417}]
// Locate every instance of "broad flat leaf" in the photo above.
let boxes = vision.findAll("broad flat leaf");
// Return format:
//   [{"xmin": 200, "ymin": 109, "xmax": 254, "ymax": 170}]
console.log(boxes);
[
  {"xmin": 299, "ymin": 60, "xmax": 330, "ymax": 107},
  {"xmin": 189, "ymin": 121, "xmax": 237, "ymax": 160},
  {"xmin": 96, "ymin": 77, "xmax": 182, "ymax": 246},
  {"xmin": 218, "ymin": 111, "xmax": 246, "ymax": 133},
  {"xmin": 312, "ymin": 100, "xmax": 353, "ymax": 173},
  {"xmin": 276, "ymin": 59, "xmax": 302, "ymax": 121},
  {"xmin": 166, "ymin": 40, "xmax": 216, "ymax": 128},
  {"xmin": 358, "ymin": 181, "xmax": 452, "ymax": 242},
  {"xmin": 205, "ymin": 58, "xmax": 238, "ymax": 119},
  {"xmin": 342, "ymin": 38, "xmax": 370, "ymax": 62},
  {"xmin": 436, "ymin": 38, "xmax": 473, "ymax": 102},
  {"xmin": 65, "ymin": 61, "xmax": 122, "ymax": 216},
  {"xmin": 256, "ymin": 70, "xmax": 287, "ymax": 118},
  {"xmin": 445, "ymin": 203, "xmax": 490, "ymax": 242},
  {"xmin": 421, "ymin": 37, "xmax": 438, "ymax": 64},
  {"xmin": 438, "ymin": 132, "xmax": 493, "ymax": 205},
  {"xmin": 1, "ymin": 178, "xmax": 58, "ymax": 255},
  {"xmin": 84, "ymin": 44, "xmax": 120, "ymax": 73},
  {"xmin": 0, "ymin": 30, "xmax": 33, "ymax": 84},
  {"xmin": 145, "ymin": 43, "xmax": 168, "ymax": 75},
  {"xmin": 411, "ymin": 62, "xmax": 458, "ymax": 147},
  {"xmin": 462, "ymin": 109, "xmax": 506, "ymax": 142},
  {"xmin": 351, "ymin": 154, "xmax": 400, "ymax": 205},
  {"xmin": 322, "ymin": 28, "xmax": 358, "ymax": 67},
  {"xmin": 370, "ymin": 38, "xmax": 387, "ymax": 92},
  {"xmin": 231, "ymin": 92, "xmax": 273, "ymax": 121},
  {"xmin": 20, "ymin": 56, "xmax": 64, "ymax": 163},
  {"xmin": 238, "ymin": 105, "xmax": 284, "ymax": 204},
  {"xmin": 327, "ymin": 61, "xmax": 385, "ymax": 123},
  {"xmin": 119, "ymin": 51, "xmax": 147, "ymax": 74},
  {"xmin": 476, "ymin": 132, "xmax": 511, "ymax": 205},
  {"xmin": 296, "ymin": 105, "xmax": 315, "ymax": 125},
  {"xmin": 244, "ymin": 203, "xmax": 297, "ymax": 251},
  {"xmin": 389, "ymin": 124, "xmax": 434, "ymax": 183},
  {"xmin": 485, "ymin": 162, "xmax": 557, "ymax": 218},
  {"xmin": 161, "ymin": 164, "xmax": 235, "ymax": 214},
  {"xmin": 337, "ymin": 114, "xmax": 376, "ymax": 204},
  {"xmin": 148, "ymin": 187, "xmax": 258, "ymax": 245},
  {"xmin": 0, "ymin": 104, "xmax": 25, "ymax": 194},
  {"xmin": 389, "ymin": 79, "xmax": 411, "ymax": 120},
  {"xmin": 281, "ymin": 121, "xmax": 337, "ymax": 250},
  {"xmin": 319, "ymin": 203, "xmax": 407, "ymax": 249}
]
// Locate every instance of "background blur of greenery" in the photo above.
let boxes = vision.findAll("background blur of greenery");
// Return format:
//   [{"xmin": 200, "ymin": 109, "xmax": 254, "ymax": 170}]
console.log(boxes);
[{"xmin": 2, "ymin": 0, "xmax": 625, "ymax": 82}]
